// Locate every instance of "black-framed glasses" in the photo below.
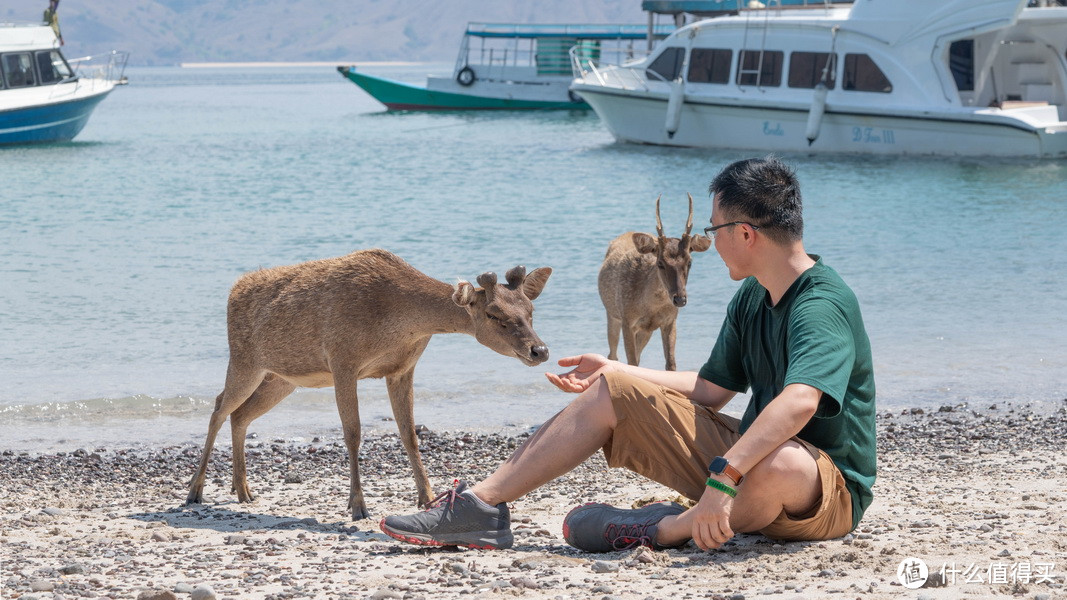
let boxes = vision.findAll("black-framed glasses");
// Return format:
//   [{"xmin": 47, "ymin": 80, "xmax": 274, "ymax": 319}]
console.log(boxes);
[{"xmin": 703, "ymin": 221, "xmax": 761, "ymax": 237}]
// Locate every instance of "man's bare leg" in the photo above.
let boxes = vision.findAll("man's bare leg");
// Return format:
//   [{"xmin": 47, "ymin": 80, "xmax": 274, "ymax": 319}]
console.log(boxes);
[
  {"xmin": 471, "ymin": 377, "xmax": 617, "ymax": 506},
  {"xmin": 654, "ymin": 440, "xmax": 821, "ymax": 544}
]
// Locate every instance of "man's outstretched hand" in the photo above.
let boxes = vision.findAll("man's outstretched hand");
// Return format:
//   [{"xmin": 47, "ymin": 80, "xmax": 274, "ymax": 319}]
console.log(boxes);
[{"xmin": 545, "ymin": 354, "xmax": 616, "ymax": 393}]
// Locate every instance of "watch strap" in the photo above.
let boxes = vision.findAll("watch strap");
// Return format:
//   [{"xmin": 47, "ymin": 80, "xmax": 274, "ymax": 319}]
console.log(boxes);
[{"xmin": 708, "ymin": 456, "xmax": 745, "ymax": 486}]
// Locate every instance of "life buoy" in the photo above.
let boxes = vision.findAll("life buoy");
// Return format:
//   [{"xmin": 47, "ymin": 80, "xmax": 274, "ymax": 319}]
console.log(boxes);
[{"xmin": 457, "ymin": 66, "xmax": 476, "ymax": 86}]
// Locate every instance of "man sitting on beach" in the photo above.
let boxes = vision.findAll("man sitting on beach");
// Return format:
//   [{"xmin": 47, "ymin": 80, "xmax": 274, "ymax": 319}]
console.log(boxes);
[{"xmin": 381, "ymin": 156, "xmax": 876, "ymax": 552}]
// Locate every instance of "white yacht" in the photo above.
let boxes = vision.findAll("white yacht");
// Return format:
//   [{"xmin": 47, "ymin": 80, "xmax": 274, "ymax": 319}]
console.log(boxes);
[
  {"xmin": 570, "ymin": 0, "xmax": 1067, "ymax": 157},
  {"xmin": 1, "ymin": 23, "xmax": 127, "ymax": 145}
]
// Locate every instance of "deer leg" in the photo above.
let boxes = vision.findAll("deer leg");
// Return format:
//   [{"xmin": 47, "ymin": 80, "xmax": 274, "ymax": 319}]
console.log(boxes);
[
  {"xmin": 633, "ymin": 327, "xmax": 654, "ymax": 367},
  {"xmin": 386, "ymin": 368, "xmax": 432, "ymax": 508},
  {"xmin": 661, "ymin": 319, "xmax": 678, "ymax": 371},
  {"xmin": 186, "ymin": 363, "xmax": 266, "ymax": 504},
  {"xmin": 228, "ymin": 374, "xmax": 296, "ymax": 502},
  {"xmin": 606, "ymin": 314, "xmax": 622, "ymax": 361},
  {"xmin": 621, "ymin": 322, "xmax": 641, "ymax": 366},
  {"xmin": 332, "ymin": 372, "xmax": 368, "ymax": 520}
]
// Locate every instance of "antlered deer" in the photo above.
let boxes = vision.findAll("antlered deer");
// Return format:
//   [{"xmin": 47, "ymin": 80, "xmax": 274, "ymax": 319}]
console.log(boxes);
[
  {"xmin": 185, "ymin": 249, "xmax": 552, "ymax": 520},
  {"xmin": 598, "ymin": 194, "xmax": 711, "ymax": 370}
]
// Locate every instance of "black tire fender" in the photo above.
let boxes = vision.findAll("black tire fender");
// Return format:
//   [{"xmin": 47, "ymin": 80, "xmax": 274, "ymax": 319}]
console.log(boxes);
[{"xmin": 457, "ymin": 66, "xmax": 476, "ymax": 86}]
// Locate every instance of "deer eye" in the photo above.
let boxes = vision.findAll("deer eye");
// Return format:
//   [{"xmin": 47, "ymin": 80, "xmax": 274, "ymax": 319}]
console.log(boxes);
[
  {"xmin": 657, "ymin": 261, "xmax": 666, "ymax": 269},
  {"xmin": 486, "ymin": 313, "xmax": 499, "ymax": 321}
]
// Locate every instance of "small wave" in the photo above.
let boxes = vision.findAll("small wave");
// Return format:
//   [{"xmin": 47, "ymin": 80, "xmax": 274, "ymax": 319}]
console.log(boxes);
[{"xmin": 0, "ymin": 394, "xmax": 213, "ymax": 424}]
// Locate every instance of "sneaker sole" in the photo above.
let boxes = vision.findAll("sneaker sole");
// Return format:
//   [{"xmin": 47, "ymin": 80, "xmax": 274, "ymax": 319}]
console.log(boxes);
[{"xmin": 379, "ymin": 518, "xmax": 514, "ymax": 550}]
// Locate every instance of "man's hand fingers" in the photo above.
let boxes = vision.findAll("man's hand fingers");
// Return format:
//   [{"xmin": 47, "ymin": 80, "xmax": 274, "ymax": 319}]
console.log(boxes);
[{"xmin": 556, "ymin": 355, "xmax": 582, "ymax": 367}]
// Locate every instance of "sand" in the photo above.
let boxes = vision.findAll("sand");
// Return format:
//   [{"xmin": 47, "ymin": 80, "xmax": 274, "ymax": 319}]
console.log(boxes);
[{"xmin": 2, "ymin": 402, "xmax": 1065, "ymax": 600}]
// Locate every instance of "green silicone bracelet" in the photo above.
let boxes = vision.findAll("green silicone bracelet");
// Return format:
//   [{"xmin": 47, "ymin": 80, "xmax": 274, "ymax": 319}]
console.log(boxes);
[{"xmin": 706, "ymin": 477, "xmax": 737, "ymax": 498}]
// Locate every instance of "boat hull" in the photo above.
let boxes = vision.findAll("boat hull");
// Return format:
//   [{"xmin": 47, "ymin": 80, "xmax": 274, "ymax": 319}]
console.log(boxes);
[
  {"xmin": 338, "ymin": 66, "xmax": 587, "ymax": 111},
  {"xmin": 573, "ymin": 85, "xmax": 1067, "ymax": 158},
  {"xmin": 0, "ymin": 87, "xmax": 113, "ymax": 145}
]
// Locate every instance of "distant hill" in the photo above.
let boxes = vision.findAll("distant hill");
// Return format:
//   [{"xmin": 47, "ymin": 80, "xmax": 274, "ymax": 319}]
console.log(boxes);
[{"xmin": 2, "ymin": 1, "xmax": 650, "ymax": 66}]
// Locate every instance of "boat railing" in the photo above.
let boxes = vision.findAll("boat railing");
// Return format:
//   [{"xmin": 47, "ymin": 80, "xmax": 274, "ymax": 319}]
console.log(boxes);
[
  {"xmin": 66, "ymin": 50, "xmax": 129, "ymax": 90},
  {"xmin": 458, "ymin": 35, "xmax": 657, "ymax": 80}
]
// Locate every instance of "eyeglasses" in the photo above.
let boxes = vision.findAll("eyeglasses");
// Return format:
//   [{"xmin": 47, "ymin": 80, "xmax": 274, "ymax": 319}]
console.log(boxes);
[{"xmin": 703, "ymin": 221, "xmax": 761, "ymax": 238}]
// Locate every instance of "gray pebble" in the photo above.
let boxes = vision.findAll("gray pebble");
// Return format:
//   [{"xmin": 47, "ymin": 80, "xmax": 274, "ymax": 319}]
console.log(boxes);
[
  {"xmin": 173, "ymin": 583, "xmax": 195, "ymax": 594},
  {"xmin": 591, "ymin": 560, "xmax": 620, "ymax": 573},
  {"xmin": 29, "ymin": 581, "xmax": 55, "ymax": 592},
  {"xmin": 190, "ymin": 585, "xmax": 217, "ymax": 600},
  {"xmin": 592, "ymin": 584, "xmax": 614, "ymax": 593},
  {"xmin": 367, "ymin": 590, "xmax": 403, "ymax": 600},
  {"xmin": 58, "ymin": 564, "xmax": 84, "ymax": 575},
  {"xmin": 136, "ymin": 591, "xmax": 177, "ymax": 600}
]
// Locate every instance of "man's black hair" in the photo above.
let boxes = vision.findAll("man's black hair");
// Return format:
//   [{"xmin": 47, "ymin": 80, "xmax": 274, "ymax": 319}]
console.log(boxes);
[{"xmin": 708, "ymin": 156, "xmax": 803, "ymax": 243}]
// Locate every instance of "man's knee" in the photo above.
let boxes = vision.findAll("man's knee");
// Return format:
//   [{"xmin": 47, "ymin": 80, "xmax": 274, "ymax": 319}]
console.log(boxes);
[{"xmin": 745, "ymin": 442, "xmax": 817, "ymax": 493}]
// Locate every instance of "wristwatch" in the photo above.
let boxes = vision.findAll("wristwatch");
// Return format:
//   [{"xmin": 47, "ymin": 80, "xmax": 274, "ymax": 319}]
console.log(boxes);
[{"xmin": 708, "ymin": 456, "xmax": 744, "ymax": 486}]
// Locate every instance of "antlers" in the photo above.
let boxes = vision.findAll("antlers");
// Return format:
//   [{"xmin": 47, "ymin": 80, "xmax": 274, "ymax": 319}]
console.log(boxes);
[
  {"xmin": 475, "ymin": 266, "xmax": 528, "ymax": 300},
  {"xmin": 654, "ymin": 194, "xmax": 665, "ymax": 239},
  {"xmin": 655, "ymin": 193, "xmax": 695, "ymax": 241}
]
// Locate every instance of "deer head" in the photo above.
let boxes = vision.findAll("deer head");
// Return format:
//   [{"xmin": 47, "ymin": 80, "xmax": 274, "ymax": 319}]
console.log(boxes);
[
  {"xmin": 632, "ymin": 194, "xmax": 712, "ymax": 308},
  {"xmin": 452, "ymin": 265, "xmax": 552, "ymax": 366}
]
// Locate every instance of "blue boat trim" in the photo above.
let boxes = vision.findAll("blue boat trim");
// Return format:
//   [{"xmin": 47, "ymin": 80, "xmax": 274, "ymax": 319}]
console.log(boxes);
[{"xmin": 0, "ymin": 89, "xmax": 112, "ymax": 145}]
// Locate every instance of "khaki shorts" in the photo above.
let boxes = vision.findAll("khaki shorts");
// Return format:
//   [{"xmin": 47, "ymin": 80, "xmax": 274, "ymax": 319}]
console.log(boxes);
[{"xmin": 600, "ymin": 371, "xmax": 853, "ymax": 541}]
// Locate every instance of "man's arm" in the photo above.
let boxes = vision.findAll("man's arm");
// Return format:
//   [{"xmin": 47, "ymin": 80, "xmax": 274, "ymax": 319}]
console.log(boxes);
[
  {"xmin": 545, "ymin": 354, "xmax": 736, "ymax": 411},
  {"xmin": 688, "ymin": 382, "xmax": 822, "ymax": 550}
]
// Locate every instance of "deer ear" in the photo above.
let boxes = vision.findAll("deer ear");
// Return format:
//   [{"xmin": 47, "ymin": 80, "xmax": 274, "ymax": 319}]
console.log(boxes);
[
  {"xmin": 521, "ymin": 267, "xmax": 552, "ymax": 301},
  {"xmin": 689, "ymin": 235, "xmax": 712, "ymax": 253},
  {"xmin": 632, "ymin": 233, "xmax": 657, "ymax": 254},
  {"xmin": 452, "ymin": 281, "xmax": 477, "ymax": 307}
]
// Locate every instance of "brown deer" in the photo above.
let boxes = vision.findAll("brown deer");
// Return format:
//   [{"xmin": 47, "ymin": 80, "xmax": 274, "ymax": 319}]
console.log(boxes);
[
  {"xmin": 598, "ymin": 194, "xmax": 711, "ymax": 371},
  {"xmin": 185, "ymin": 249, "xmax": 552, "ymax": 520}
]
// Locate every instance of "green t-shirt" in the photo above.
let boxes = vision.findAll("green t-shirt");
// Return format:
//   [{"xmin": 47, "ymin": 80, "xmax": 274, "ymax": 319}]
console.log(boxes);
[{"xmin": 698, "ymin": 256, "xmax": 876, "ymax": 529}]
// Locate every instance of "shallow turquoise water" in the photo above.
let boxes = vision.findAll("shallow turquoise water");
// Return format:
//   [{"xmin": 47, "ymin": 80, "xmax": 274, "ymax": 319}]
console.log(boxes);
[{"xmin": 2, "ymin": 65, "xmax": 1065, "ymax": 451}]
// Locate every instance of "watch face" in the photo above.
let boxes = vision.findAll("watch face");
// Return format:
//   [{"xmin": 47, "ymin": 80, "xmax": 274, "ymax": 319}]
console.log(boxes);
[{"xmin": 708, "ymin": 456, "xmax": 728, "ymax": 474}]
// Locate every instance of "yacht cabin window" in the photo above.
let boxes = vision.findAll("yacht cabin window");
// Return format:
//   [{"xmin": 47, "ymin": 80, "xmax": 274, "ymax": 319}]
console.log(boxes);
[
  {"xmin": 647, "ymin": 47, "xmax": 684, "ymax": 82},
  {"xmin": 36, "ymin": 50, "xmax": 73, "ymax": 84},
  {"xmin": 788, "ymin": 52, "xmax": 837, "ymax": 89},
  {"xmin": 2, "ymin": 53, "xmax": 38, "ymax": 88},
  {"xmin": 949, "ymin": 40, "xmax": 974, "ymax": 92},
  {"xmin": 736, "ymin": 50, "xmax": 784, "ymax": 87},
  {"xmin": 688, "ymin": 48, "xmax": 733, "ymax": 84},
  {"xmin": 842, "ymin": 53, "xmax": 893, "ymax": 93}
]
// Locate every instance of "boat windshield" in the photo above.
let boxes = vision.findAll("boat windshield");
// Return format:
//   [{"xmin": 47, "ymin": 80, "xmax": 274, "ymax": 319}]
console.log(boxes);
[{"xmin": 36, "ymin": 49, "xmax": 73, "ymax": 84}]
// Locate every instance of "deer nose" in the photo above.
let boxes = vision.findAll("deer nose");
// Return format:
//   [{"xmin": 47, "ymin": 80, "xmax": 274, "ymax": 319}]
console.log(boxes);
[
  {"xmin": 673, "ymin": 295, "xmax": 687, "ymax": 308},
  {"xmin": 530, "ymin": 345, "xmax": 549, "ymax": 362}
]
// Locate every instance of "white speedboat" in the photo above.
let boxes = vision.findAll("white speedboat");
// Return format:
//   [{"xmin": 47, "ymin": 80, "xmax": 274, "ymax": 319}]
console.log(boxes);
[
  {"xmin": 570, "ymin": 0, "xmax": 1067, "ymax": 157},
  {"xmin": 0, "ymin": 22, "xmax": 128, "ymax": 145}
]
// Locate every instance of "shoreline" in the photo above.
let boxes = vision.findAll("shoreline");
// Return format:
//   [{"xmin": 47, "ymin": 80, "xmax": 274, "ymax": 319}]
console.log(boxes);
[{"xmin": 2, "ymin": 404, "xmax": 1065, "ymax": 599}]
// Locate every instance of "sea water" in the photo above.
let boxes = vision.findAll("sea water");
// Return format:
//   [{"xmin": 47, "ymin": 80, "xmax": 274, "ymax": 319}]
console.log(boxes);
[{"xmin": 2, "ymin": 65, "xmax": 1065, "ymax": 453}]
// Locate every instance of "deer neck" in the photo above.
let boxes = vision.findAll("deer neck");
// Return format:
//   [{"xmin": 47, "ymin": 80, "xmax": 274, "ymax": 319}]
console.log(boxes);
[{"xmin": 412, "ymin": 279, "xmax": 474, "ymax": 336}]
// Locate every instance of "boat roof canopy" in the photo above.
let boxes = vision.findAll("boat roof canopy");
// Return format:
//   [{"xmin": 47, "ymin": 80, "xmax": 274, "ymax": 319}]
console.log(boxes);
[
  {"xmin": 641, "ymin": 0, "xmax": 853, "ymax": 16},
  {"xmin": 464, "ymin": 22, "xmax": 676, "ymax": 39}
]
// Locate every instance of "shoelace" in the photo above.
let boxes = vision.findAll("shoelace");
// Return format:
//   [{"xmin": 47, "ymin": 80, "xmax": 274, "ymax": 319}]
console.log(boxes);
[
  {"xmin": 606, "ymin": 520, "xmax": 657, "ymax": 550},
  {"xmin": 424, "ymin": 479, "xmax": 461, "ymax": 511}
]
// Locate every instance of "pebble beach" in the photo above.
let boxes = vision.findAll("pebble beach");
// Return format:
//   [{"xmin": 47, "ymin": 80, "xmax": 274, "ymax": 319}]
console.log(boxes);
[{"xmin": 2, "ymin": 402, "xmax": 1065, "ymax": 600}]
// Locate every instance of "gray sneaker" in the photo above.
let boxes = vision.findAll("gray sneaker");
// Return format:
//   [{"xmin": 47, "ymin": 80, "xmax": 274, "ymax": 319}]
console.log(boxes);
[
  {"xmin": 379, "ymin": 480, "xmax": 513, "ymax": 550},
  {"xmin": 563, "ymin": 501, "xmax": 687, "ymax": 552}
]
